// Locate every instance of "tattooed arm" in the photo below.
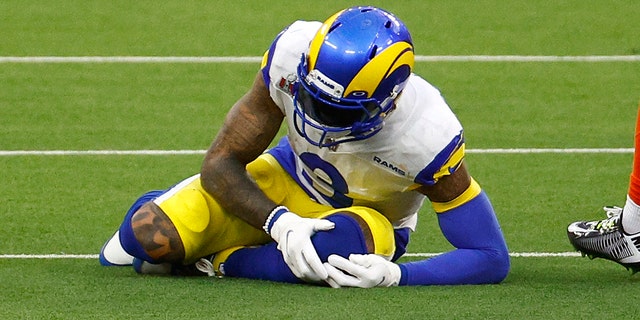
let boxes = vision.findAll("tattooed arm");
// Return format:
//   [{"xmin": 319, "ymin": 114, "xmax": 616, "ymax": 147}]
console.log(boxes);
[
  {"xmin": 200, "ymin": 71, "xmax": 285, "ymax": 228},
  {"xmin": 129, "ymin": 72, "xmax": 283, "ymax": 263}
]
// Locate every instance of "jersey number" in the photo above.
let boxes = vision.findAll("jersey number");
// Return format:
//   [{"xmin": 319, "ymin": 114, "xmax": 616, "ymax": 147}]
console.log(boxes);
[{"xmin": 299, "ymin": 152, "xmax": 353, "ymax": 208}]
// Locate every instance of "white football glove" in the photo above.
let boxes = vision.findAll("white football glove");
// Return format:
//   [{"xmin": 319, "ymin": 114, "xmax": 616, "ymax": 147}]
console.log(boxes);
[
  {"xmin": 267, "ymin": 208, "xmax": 335, "ymax": 282},
  {"xmin": 324, "ymin": 254, "xmax": 401, "ymax": 288}
]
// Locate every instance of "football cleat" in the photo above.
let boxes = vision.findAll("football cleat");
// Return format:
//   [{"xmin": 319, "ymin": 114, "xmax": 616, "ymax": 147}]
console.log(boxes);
[
  {"xmin": 99, "ymin": 230, "xmax": 134, "ymax": 266},
  {"xmin": 567, "ymin": 206, "xmax": 640, "ymax": 273}
]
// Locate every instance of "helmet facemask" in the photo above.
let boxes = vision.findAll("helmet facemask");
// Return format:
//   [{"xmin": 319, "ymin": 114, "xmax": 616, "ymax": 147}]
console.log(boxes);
[{"xmin": 294, "ymin": 55, "xmax": 392, "ymax": 148}]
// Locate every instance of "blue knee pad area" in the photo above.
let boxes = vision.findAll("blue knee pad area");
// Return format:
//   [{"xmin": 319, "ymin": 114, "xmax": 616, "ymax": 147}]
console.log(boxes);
[
  {"xmin": 117, "ymin": 190, "xmax": 165, "ymax": 263},
  {"xmin": 312, "ymin": 213, "xmax": 370, "ymax": 260},
  {"xmin": 223, "ymin": 213, "xmax": 371, "ymax": 283}
]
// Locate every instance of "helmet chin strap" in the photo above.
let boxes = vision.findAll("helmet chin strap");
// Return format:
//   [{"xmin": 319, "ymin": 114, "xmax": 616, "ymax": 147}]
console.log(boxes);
[{"xmin": 381, "ymin": 102, "xmax": 398, "ymax": 119}]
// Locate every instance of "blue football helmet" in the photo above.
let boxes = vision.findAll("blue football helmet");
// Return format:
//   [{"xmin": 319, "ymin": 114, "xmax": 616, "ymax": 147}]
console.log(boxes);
[{"xmin": 294, "ymin": 6, "xmax": 415, "ymax": 148}]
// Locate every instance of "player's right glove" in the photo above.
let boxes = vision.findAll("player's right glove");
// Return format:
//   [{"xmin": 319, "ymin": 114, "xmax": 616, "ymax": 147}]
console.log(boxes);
[
  {"xmin": 324, "ymin": 254, "xmax": 402, "ymax": 288},
  {"xmin": 264, "ymin": 206, "xmax": 335, "ymax": 282}
]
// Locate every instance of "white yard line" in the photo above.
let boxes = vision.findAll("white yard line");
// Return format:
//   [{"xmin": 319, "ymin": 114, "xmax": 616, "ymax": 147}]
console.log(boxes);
[
  {"xmin": 0, "ymin": 252, "xmax": 582, "ymax": 259},
  {"xmin": 1, "ymin": 55, "xmax": 639, "ymax": 63},
  {"xmin": 0, "ymin": 148, "xmax": 633, "ymax": 156}
]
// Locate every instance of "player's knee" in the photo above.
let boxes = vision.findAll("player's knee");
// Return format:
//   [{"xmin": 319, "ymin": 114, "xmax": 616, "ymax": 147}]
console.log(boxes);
[
  {"xmin": 486, "ymin": 246, "xmax": 511, "ymax": 283},
  {"xmin": 313, "ymin": 207, "xmax": 395, "ymax": 261},
  {"xmin": 119, "ymin": 202, "xmax": 185, "ymax": 263}
]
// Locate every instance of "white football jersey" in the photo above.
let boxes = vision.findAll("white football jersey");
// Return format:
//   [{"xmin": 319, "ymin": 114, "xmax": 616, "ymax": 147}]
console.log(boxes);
[{"xmin": 261, "ymin": 21, "xmax": 464, "ymax": 230}]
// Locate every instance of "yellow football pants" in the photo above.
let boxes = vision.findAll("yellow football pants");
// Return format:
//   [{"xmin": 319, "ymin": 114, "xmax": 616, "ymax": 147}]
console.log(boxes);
[{"xmin": 154, "ymin": 153, "xmax": 395, "ymax": 263}]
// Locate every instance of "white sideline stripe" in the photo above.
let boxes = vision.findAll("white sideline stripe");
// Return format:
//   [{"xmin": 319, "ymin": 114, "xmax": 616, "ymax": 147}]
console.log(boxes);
[
  {"xmin": 0, "ymin": 254, "xmax": 100, "ymax": 259},
  {"xmin": 404, "ymin": 252, "xmax": 583, "ymax": 258},
  {"xmin": 466, "ymin": 148, "xmax": 634, "ymax": 154},
  {"xmin": 0, "ymin": 56, "xmax": 263, "ymax": 63},
  {"xmin": 0, "ymin": 252, "xmax": 581, "ymax": 259},
  {"xmin": 1, "ymin": 55, "xmax": 639, "ymax": 63},
  {"xmin": 417, "ymin": 55, "xmax": 640, "ymax": 62},
  {"xmin": 0, "ymin": 148, "xmax": 633, "ymax": 156},
  {"xmin": 0, "ymin": 150, "xmax": 207, "ymax": 156}
]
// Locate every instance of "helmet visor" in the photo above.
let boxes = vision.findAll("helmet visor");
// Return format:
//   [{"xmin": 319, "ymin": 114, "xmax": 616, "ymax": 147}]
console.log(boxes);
[{"xmin": 297, "ymin": 83, "xmax": 381, "ymax": 128}]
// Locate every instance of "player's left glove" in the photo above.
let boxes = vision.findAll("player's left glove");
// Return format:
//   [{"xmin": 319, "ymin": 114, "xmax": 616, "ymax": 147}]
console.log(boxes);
[
  {"xmin": 324, "ymin": 254, "xmax": 401, "ymax": 288},
  {"xmin": 265, "ymin": 206, "xmax": 335, "ymax": 282}
]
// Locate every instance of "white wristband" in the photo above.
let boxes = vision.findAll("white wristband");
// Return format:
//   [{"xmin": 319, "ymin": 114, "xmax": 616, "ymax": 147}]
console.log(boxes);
[{"xmin": 263, "ymin": 205, "xmax": 289, "ymax": 234}]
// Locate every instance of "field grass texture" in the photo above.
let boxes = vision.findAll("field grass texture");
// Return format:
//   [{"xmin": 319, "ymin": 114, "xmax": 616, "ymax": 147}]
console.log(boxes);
[{"xmin": 1, "ymin": 1, "xmax": 639, "ymax": 319}]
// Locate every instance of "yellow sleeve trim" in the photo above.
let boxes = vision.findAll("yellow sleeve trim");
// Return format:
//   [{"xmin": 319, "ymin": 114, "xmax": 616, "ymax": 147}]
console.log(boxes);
[
  {"xmin": 260, "ymin": 50, "xmax": 269, "ymax": 69},
  {"xmin": 431, "ymin": 178, "xmax": 481, "ymax": 213}
]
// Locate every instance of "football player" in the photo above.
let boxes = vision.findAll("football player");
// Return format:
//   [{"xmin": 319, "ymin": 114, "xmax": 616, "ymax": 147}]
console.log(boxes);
[
  {"xmin": 100, "ymin": 6, "xmax": 510, "ymax": 287},
  {"xmin": 568, "ymin": 103, "xmax": 640, "ymax": 273}
]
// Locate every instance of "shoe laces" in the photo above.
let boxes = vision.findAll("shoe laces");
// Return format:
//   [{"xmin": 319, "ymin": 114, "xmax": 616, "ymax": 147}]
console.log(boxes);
[
  {"xmin": 195, "ymin": 256, "xmax": 218, "ymax": 277},
  {"xmin": 594, "ymin": 206, "xmax": 623, "ymax": 232}
]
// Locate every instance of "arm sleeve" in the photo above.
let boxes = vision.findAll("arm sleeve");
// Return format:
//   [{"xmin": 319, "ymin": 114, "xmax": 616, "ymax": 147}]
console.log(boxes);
[{"xmin": 397, "ymin": 190, "xmax": 510, "ymax": 285}]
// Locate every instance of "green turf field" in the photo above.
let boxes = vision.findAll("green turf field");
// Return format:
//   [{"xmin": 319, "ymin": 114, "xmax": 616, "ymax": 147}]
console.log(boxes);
[{"xmin": 1, "ymin": 1, "xmax": 640, "ymax": 318}]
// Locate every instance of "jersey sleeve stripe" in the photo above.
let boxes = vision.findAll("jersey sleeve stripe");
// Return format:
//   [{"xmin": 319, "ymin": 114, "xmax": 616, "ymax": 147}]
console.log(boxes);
[
  {"xmin": 433, "ymin": 141, "xmax": 465, "ymax": 181},
  {"xmin": 415, "ymin": 130, "xmax": 464, "ymax": 185}
]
